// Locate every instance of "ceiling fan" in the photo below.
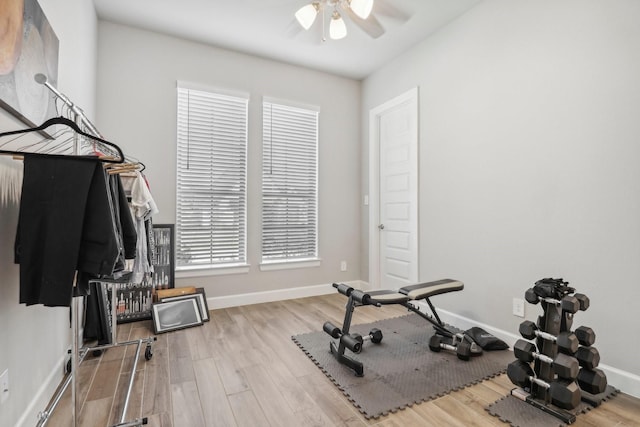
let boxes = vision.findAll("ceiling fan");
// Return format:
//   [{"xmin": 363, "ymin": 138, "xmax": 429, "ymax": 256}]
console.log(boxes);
[{"xmin": 295, "ymin": 0, "xmax": 386, "ymax": 41}]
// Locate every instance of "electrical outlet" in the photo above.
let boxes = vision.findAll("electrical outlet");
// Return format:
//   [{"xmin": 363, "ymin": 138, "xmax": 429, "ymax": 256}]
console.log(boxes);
[
  {"xmin": 1, "ymin": 369, "xmax": 9, "ymax": 404},
  {"xmin": 513, "ymin": 298, "xmax": 525, "ymax": 318},
  {"xmin": 340, "ymin": 261, "xmax": 347, "ymax": 271}
]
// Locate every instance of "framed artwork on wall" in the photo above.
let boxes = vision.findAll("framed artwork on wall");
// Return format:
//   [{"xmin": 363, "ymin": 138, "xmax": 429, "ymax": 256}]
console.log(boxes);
[
  {"xmin": 152, "ymin": 223, "xmax": 175, "ymax": 290},
  {"xmin": 0, "ymin": 0, "xmax": 59, "ymax": 131}
]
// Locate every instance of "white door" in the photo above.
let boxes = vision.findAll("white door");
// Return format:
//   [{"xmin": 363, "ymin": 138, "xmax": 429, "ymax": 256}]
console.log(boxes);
[{"xmin": 369, "ymin": 88, "xmax": 418, "ymax": 290}]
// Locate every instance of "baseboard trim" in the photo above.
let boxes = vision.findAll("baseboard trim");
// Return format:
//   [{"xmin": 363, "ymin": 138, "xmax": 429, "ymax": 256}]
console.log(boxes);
[
  {"xmin": 433, "ymin": 305, "xmax": 640, "ymax": 399},
  {"xmin": 18, "ymin": 354, "xmax": 65, "ymax": 427},
  {"xmin": 206, "ymin": 280, "xmax": 365, "ymax": 310}
]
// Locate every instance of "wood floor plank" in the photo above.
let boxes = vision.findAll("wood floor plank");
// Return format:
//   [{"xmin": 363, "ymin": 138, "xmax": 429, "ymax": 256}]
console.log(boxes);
[
  {"xmin": 169, "ymin": 356, "xmax": 195, "ymax": 384},
  {"xmin": 373, "ymin": 407, "xmax": 434, "ymax": 427},
  {"xmin": 141, "ymin": 345, "xmax": 172, "ymax": 420},
  {"xmin": 171, "ymin": 380, "xmax": 206, "ymax": 427},
  {"xmin": 184, "ymin": 323, "xmax": 216, "ymax": 361},
  {"xmin": 241, "ymin": 364, "xmax": 300, "ymax": 426},
  {"xmin": 167, "ymin": 329, "xmax": 193, "ymax": 360},
  {"xmin": 101, "ymin": 322, "xmax": 133, "ymax": 362},
  {"xmin": 432, "ymin": 393, "xmax": 502, "ymax": 426},
  {"xmin": 85, "ymin": 359, "xmax": 123, "ymax": 401},
  {"xmin": 77, "ymin": 396, "xmax": 112, "ymax": 427},
  {"xmin": 214, "ymin": 354, "xmax": 251, "ymax": 396},
  {"xmin": 193, "ymin": 357, "xmax": 238, "ymax": 427},
  {"xmin": 228, "ymin": 390, "xmax": 270, "ymax": 427},
  {"xmin": 410, "ymin": 400, "xmax": 469, "ymax": 427},
  {"xmin": 108, "ymin": 369, "xmax": 145, "ymax": 426},
  {"xmin": 264, "ymin": 358, "xmax": 336, "ymax": 426},
  {"xmin": 296, "ymin": 373, "xmax": 367, "ymax": 427},
  {"xmin": 144, "ymin": 411, "xmax": 173, "ymax": 427},
  {"xmin": 599, "ymin": 392, "xmax": 640, "ymax": 424}
]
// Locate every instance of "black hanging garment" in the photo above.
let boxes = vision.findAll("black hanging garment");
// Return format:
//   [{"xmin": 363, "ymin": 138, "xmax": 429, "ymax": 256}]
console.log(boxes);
[
  {"xmin": 83, "ymin": 174, "xmax": 138, "ymax": 343},
  {"xmin": 14, "ymin": 155, "xmax": 122, "ymax": 307}
]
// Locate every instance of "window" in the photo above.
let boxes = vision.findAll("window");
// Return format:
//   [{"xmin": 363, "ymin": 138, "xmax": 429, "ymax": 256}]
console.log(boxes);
[
  {"xmin": 262, "ymin": 98, "xmax": 319, "ymax": 265},
  {"xmin": 176, "ymin": 83, "xmax": 248, "ymax": 270}
]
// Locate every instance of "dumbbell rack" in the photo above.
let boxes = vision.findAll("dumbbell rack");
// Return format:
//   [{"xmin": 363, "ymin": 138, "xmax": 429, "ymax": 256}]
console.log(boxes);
[{"xmin": 508, "ymin": 278, "xmax": 608, "ymax": 424}]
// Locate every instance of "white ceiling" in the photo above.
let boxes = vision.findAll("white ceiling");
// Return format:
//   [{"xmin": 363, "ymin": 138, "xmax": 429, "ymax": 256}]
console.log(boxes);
[{"xmin": 93, "ymin": 0, "xmax": 481, "ymax": 80}]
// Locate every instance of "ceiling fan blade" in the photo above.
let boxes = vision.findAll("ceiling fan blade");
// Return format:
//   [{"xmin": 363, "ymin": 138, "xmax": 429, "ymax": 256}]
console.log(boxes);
[
  {"xmin": 345, "ymin": 8, "xmax": 385, "ymax": 39},
  {"xmin": 374, "ymin": 0, "xmax": 410, "ymax": 22}
]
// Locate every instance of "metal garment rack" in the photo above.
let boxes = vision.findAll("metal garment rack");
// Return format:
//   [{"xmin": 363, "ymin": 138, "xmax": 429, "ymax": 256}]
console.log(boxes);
[{"xmin": 31, "ymin": 76, "xmax": 155, "ymax": 427}]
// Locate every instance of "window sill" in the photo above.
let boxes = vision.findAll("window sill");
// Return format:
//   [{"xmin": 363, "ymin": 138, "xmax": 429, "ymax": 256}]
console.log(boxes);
[
  {"xmin": 176, "ymin": 263, "xmax": 250, "ymax": 278},
  {"xmin": 259, "ymin": 258, "xmax": 321, "ymax": 272}
]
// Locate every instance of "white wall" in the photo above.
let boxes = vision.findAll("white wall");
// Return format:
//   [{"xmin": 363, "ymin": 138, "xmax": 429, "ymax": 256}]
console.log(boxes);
[
  {"xmin": 362, "ymin": 0, "xmax": 640, "ymax": 394},
  {"xmin": 0, "ymin": 1, "xmax": 98, "ymax": 426},
  {"xmin": 95, "ymin": 22, "xmax": 361, "ymax": 301}
]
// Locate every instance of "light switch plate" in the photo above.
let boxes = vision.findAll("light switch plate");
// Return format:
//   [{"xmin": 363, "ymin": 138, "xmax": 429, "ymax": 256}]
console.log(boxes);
[{"xmin": 513, "ymin": 298, "xmax": 525, "ymax": 318}]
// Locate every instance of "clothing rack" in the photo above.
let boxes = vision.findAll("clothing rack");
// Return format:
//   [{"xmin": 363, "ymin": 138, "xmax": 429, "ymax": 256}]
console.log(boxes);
[{"xmin": 0, "ymin": 75, "xmax": 154, "ymax": 427}]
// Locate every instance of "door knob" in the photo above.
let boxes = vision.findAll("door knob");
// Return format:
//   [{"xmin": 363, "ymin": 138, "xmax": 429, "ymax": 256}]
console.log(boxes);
[{"xmin": 378, "ymin": 224, "xmax": 385, "ymax": 230}]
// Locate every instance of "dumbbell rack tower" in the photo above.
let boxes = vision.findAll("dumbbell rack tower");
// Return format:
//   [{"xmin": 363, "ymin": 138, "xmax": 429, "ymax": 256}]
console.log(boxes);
[{"xmin": 509, "ymin": 278, "xmax": 608, "ymax": 424}]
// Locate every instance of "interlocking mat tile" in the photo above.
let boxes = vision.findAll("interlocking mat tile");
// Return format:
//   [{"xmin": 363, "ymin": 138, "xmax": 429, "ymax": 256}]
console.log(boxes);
[
  {"xmin": 292, "ymin": 314, "xmax": 513, "ymax": 419},
  {"xmin": 486, "ymin": 386, "xmax": 620, "ymax": 427}
]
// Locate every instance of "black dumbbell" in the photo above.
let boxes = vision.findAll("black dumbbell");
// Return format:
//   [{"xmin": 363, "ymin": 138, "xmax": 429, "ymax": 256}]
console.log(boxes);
[
  {"xmin": 574, "ymin": 326, "xmax": 596, "ymax": 346},
  {"xmin": 429, "ymin": 334, "xmax": 471, "ymax": 361},
  {"xmin": 324, "ymin": 322, "xmax": 383, "ymax": 353},
  {"xmin": 525, "ymin": 288, "xmax": 581, "ymax": 313},
  {"xmin": 507, "ymin": 360, "xmax": 581, "ymax": 409},
  {"xmin": 577, "ymin": 367, "xmax": 607, "ymax": 395},
  {"xmin": 575, "ymin": 346, "xmax": 600, "ymax": 370},
  {"xmin": 351, "ymin": 328, "xmax": 384, "ymax": 346},
  {"xmin": 535, "ymin": 321, "xmax": 595, "ymax": 347},
  {"xmin": 514, "ymin": 340, "xmax": 578, "ymax": 380},
  {"xmin": 573, "ymin": 293, "xmax": 590, "ymax": 311},
  {"xmin": 519, "ymin": 321, "xmax": 578, "ymax": 354}
]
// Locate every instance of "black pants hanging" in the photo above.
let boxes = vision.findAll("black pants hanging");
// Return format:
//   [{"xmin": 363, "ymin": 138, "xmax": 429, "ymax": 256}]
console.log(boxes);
[{"xmin": 15, "ymin": 156, "xmax": 119, "ymax": 307}]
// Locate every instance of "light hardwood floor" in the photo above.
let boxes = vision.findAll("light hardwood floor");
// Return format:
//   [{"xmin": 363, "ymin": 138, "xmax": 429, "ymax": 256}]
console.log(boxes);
[{"xmin": 44, "ymin": 294, "xmax": 640, "ymax": 426}]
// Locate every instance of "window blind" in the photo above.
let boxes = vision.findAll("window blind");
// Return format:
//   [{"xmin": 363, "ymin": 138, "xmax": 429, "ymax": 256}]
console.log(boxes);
[
  {"xmin": 176, "ymin": 86, "xmax": 248, "ymax": 269},
  {"xmin": 262, "ymin": 100, "xmax": 318, "ymax": 262}
]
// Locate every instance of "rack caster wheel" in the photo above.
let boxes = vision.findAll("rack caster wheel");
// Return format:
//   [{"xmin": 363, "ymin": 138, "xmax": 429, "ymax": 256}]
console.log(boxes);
[{"xmin": 145, "ymin": 346, "xmax": 153, "ymax": 361}]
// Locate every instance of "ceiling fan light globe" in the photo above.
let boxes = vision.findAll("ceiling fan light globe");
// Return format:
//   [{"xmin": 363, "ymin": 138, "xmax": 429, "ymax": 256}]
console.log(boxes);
[
  {"xmin": 329, "ymin": 12, "xmax": 347, "ymax": 39},
  {"xmin": 295, "ymin": 3, "xmax": 319, "ymax": 30},
  {"xmin": 350, "ymin": 0, "xmax": 374, "ymax": 20}
]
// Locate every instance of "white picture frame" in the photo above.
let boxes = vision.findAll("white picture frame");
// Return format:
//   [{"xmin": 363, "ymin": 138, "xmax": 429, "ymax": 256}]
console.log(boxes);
[
  {"xmin": 152, "ymin": 297, "xmax": 202, "ymax": 334},
  {"xmin": 160, "ymin": 288, "xmax": 210, "ymax": 322}
]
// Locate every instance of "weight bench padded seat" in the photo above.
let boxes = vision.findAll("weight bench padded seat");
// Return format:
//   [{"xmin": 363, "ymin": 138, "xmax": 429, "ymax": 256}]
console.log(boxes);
[
  {"xmin": 365, "ymin": 279, "xmax": 464, "ymax": 305},
  {"xmin": 367, "ymin": 290, "xmax": 410, "ymax": 304},
  {"xmin": 400, "ymin": 279, "xmax": 464, "ymax": 300}
]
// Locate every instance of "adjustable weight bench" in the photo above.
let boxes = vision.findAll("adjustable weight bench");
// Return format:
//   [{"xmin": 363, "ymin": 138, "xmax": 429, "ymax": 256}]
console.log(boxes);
[{"xmin": 324, "ymin": 279, "xmax": 482, "ymax": 376}]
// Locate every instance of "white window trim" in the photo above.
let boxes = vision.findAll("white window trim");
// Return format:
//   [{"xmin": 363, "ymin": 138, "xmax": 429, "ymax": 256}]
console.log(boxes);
[
  {"xmin": 177, "ymin": 80, "xmax": 250, "ymax": 100},
  {"xmin": 259, "ymin": 258, "xmax": 322, "ymax": 272},
  {"xmin": 262, "ymin": 96, "xmax": 321, "ymax": 113},
  {"xmin": 176, "ymin": 263, "xmax": 251, "ymax": 278}
]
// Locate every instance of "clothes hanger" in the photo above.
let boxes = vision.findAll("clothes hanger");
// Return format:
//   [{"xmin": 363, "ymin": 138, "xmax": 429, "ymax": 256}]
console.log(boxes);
[{"xmin": 0, "ymin": 116, "xmax": 125, "ymax": 163}]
